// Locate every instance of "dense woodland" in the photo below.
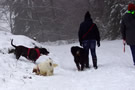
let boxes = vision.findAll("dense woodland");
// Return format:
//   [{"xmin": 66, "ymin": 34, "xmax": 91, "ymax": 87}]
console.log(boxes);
[{"xmin": 0, "ymin": 0, "xmax": 134, "ymax": 42}]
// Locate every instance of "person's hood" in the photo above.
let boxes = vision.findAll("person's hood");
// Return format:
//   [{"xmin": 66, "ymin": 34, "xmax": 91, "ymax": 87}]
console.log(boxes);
[{"xmin": 84, "ymin": 11, "xmax": 93, "ymax": 22}]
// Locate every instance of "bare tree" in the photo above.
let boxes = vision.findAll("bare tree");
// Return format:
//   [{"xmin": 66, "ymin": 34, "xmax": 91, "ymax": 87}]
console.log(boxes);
[{"xmin": 0, "ymin": 0, "xmax": 15, "ymax": 31}]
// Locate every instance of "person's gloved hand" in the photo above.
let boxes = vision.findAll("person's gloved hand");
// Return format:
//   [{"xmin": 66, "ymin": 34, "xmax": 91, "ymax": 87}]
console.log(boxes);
[{"xmin": 97, "ymin": 41, "xmax": 100, "ymax": 47}]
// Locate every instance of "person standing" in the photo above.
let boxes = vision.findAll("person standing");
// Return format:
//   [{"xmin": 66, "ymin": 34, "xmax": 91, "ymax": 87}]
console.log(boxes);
[
  {"xmin": 78, "ymin": 11, "xmax": 100, "ymax": 69},
  {"xmin": 121, "ymin": 3, "xmax": 135, "ymax": 65}
]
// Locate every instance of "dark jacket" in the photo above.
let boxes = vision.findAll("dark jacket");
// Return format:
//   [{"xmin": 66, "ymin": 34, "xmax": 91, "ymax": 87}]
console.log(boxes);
[
  {"xmin": 121, "ymin": 13, "xmax": 135, "ymax": 45},
  {"xmin": 78, "ymin": 12, "xmax": 100, "ymax": 44}
]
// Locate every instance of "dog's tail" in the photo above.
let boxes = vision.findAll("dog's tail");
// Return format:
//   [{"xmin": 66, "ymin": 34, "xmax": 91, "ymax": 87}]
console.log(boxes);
[
  {"xmin": 53, "ymin": 64, "xmax": 58, "ymax": 68},
  {"xmin": 11, "ymin": 39, "xmax": 16, "ymax": 48}
]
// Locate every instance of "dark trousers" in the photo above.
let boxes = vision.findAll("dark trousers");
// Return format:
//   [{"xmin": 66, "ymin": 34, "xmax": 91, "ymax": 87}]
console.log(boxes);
[
  {"xmin": 130, "ymin": 45, "xmax": 135, "ymax": 65},
  {"xmin": 82, "ymin": 40, "xmax": 97, "ymax": 59}
]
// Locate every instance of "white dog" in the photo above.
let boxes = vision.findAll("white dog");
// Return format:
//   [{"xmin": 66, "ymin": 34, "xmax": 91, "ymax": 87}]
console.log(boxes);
[{"xmin": 33, "ymin": 58, "xmax": 58, "ymax": 76}]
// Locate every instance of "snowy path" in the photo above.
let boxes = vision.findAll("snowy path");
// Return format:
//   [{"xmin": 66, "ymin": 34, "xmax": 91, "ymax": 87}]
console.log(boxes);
[{"xmin": 0, "ymin": 31, "xmax": 135, "ymax": 90}]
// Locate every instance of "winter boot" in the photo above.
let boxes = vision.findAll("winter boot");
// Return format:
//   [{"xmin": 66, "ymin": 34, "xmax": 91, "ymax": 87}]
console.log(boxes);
[{"xmin": 92, "ymin": 58, "xmax": 98, "ymax": 69}]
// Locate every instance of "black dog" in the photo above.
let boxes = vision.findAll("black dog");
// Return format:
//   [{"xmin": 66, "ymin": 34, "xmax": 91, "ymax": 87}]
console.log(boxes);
[
  {"xmin": 11, "ymin": 39, "xmax": 49, "ymax": 63},
  {"xmin": 71, "ymin": 46, "xmax": 89, "ymax": 71}
]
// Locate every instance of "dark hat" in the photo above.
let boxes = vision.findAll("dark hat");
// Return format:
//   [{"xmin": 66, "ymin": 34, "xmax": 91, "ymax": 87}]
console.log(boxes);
[{"xmin": 128, "ymin": 3, "xmax": 135, "ymax": 11}]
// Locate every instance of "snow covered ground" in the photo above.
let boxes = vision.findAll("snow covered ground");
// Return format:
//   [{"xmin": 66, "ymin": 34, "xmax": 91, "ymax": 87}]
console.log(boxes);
[{"xmin": 0, "ymin": 31, "xmax": 135, "ymax": 90}]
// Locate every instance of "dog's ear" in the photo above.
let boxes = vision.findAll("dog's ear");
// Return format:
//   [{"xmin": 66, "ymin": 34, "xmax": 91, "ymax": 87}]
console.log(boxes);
[
  {"xmin": 76, "ymin": 50, "xmax": 80, "ymax": 56},
  {"xmin": 49, "ymin": 62, "xmax": 52, "ymax": 66}
]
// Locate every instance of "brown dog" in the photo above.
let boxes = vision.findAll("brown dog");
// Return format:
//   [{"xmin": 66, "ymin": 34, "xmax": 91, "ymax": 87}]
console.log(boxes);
[
  {"xmin": 11, "ymin": 39, "xmax": 49, "ymax": 63},
  {"xmin": 71, "ymin": 46, "xmax": 89, "ymax": 71}
]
